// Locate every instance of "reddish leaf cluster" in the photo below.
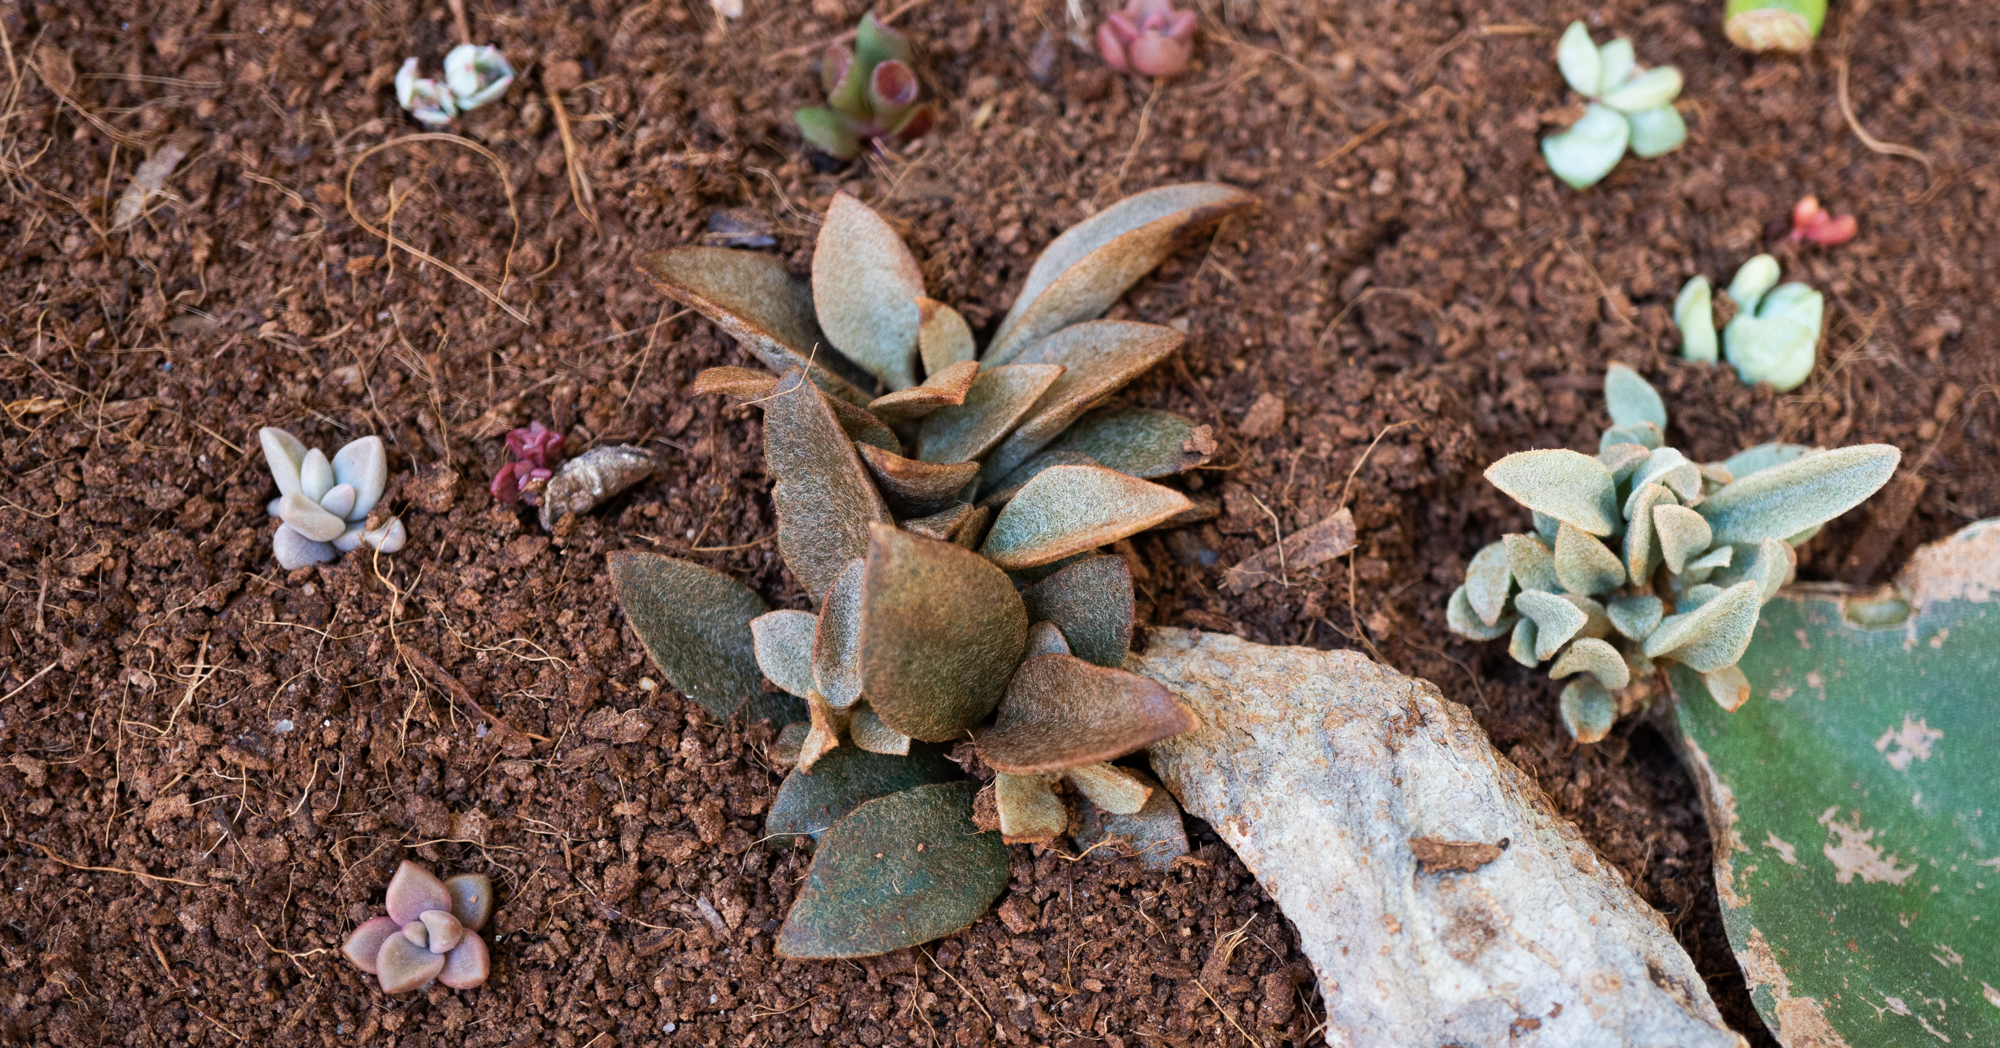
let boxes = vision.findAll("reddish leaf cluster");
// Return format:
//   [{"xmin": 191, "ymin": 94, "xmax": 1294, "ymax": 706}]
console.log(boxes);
[
  {"xmin": 1789, "ymin": 196, "xmax": 1857, "ymax": 247},
  {"xmin": 1098, "ymin": 0, "xmax": 1198, "ymax": 78},
  {"xmin": 490, "ymin": 421, "xmax": 564, "ymax": 505}
]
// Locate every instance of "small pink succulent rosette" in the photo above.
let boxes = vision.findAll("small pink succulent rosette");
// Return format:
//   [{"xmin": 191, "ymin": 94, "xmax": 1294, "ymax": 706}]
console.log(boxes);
[{"xmin": 342, "ymin": 861, "xmax": 494, "ymax": 994}]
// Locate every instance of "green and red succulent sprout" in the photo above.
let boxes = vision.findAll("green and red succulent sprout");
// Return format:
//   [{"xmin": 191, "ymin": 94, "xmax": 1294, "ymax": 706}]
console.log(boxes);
[
  {"xmin": 795, "ymin": 14, "xmax": 938, "ymax": 161},
  {"xmin": 616, "ymin": 182, "xmax": 1252, "ymax": 958}
]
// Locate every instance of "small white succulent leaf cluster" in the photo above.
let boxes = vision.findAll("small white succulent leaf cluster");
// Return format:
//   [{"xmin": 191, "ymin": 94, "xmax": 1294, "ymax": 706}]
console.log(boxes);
[
  {"xmin": 1674, "ymin": 253, "xmax": 1824, "ymax": 392},
  {"xmin": 1447, "ymin": 365, "xmax": 1899, "ymax": 742},
  {"xmin": 259, "ymin": 427, "xmax": 407, "ymax": 570},
  {"xmin": 395, "ymin": 45, "xmax": 515, "ymax": 128},
  {"xmin": 1542, "ymin": 22, "xmax": 1687, "ymax": 190}
]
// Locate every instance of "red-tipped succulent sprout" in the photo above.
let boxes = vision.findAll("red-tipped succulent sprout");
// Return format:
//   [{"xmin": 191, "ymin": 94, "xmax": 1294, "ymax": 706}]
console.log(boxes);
[
  {"xmin": 490, "ymin": 421, "xmax": 564, "ymax": 506},
  {"xmin": 626, "ymin": 182, "xmax": 1253, "ymax": 959},
  {"xmin": 795, "ymin": 14, "xmax": 938, "ymax": 160},
  {"xmin": 343, "ymin": 861, "xmax": 495, "ymax": 994},
  {"xmin": 1788, "ymin": 196, "xmax": 1857, "ymax": 247},
  {"xmin": 1097, "ymin": 0, "xmax": 1198, "ymax": 78}
]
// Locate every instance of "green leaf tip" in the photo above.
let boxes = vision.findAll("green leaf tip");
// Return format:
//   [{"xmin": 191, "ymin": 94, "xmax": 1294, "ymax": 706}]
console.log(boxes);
[
  {"xmin": 1699, "ymin": 444, "xmax": 1901, "ymax": 547},
  {"xmin": 608, "ymin": 552, "xmax": 767, "ymax": 719}
]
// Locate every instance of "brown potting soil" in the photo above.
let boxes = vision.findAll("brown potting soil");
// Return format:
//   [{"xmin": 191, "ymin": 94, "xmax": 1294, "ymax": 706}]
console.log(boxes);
[{"xmin": 3, "ymin": 0, "xmax": 1995, "ymax": 1044}]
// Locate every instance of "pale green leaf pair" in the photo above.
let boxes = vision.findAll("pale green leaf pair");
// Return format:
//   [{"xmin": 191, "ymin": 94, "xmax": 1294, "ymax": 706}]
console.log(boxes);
[
  {"xmin": 1544, "ymin": 22, "xmax": 1686, "ymax": 190},
  {"xmin": 1674, "ymin": 254, "xmax": 1824, "ymax": 390}
]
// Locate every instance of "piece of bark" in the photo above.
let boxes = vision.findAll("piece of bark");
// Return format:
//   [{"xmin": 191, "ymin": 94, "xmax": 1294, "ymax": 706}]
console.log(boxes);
[
  {"xmin": 1135, "ymin": 630, "xmax": 1746, "ymax": 1048},
  {"xmin": 1220, "ymin": 508, "xmax": 1356, "ymax": 594},
  {"xmin": 1408, "ymin": 837, "xmax": 1506, "ymax": 874}
]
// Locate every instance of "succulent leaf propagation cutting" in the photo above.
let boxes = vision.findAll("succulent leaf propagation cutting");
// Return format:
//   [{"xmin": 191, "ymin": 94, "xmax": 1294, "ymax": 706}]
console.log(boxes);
[{"xmin": 619, "ymin": 183, "xmax": 1251, "ymax": 957}]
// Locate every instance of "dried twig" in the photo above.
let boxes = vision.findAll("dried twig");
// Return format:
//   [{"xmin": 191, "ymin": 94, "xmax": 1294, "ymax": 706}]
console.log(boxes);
[
  {"xmin": 35, "ymin": 843, "xmax": 211, "ymax": 887},
  {"xmin": 1834, "ymin": 55, "xmax": 1937, "ymax": 203},
  {"xmin": 342, "ymin": 133, "xmax": 530, "ymax": 323},
  {"xmin": 549, "ymin": 89, "xmax": 599, "ymax": 230}
]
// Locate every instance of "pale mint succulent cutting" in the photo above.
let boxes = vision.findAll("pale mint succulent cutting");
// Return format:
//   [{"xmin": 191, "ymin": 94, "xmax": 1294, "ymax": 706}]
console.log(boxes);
[
  {"xmin": 1674, "ymin": 253, "xmax": 1823, "ymax": 390},
  {"xmin": 1446, "ymin": 364, "xmax": 1899, "ymax": 742},
  {"xmin": 259, "ymin": 427, "xmax": 406, "ymax": 570},
  {"xmin": 619, "ymin": 184, "xmax": 1250, "ymax": 960},
  {"xmin": 395, "ymin": 45, "xmax": 514, "ymax": 127},
  {"xmin": 1542, "ymin": 21, "xmax": 1687, "ymax": 189}
]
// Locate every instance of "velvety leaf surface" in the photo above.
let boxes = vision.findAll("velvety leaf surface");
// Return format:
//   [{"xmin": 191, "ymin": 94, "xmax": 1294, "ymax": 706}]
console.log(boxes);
[
  {"xmin": 993, "ymin": 772, "xmax": 1067, "ymax": 844},
  {"xmin": 1484, "ymin": 449, "xmax": 1620, "ymax": 536},
  {"xmin": 981, "ymin": 466, "xmax": 1192, "ymax": 570},
  {"xmin": 859, "ymin": 524, "xmax": 1028, "ymax": 741},
  {"xmin": 1065, "ymin": 761, "xmax": 1152, "ymax": 814},
  {"xmin": 899, "ymin": 502, "xmax": 978, "ymax": 542},
  {"xmin": 1024, "ymin": 620, "xmax": 1072, "ymax": 658},
  {"xmin": 981, "ymin": 450, "xmax": 1104, "ymax": 507},
  {"xmin": 811, "ymin": 192, "xmax": 923, "ymax": 390},
  {"xmin": 848, "ymin": 705, "xmax": 911, "ymax": 755},
  {"xmin": 608, "ymin": 551, "xmax": 768, "ymax": 718},
  {"xmin": 977, "ymin": 321, "xmax": 1185, "ymax": 485},
  {"xmin": 1020, "ymin": 555, "xmax": 1135, "ymax": 668},
  {"xmin": 751, "ymin": 609, "xmax": 819, "ymax": 698},
  {"xmin": 1041, "ymin": 407, "xmax": 1214, "ymax": 479},
  {"xmin": 977, "ymin": 653, "xmax": 1195, "ymax": 773},
  {"xmin": 916, "ymin": 298, "xmax": 976, "ymax": 376},
  {"xmin": 765, "ymin": 744, "xmax": 960, "ymax": 841},
  {"xmin": 1666, "ymin": 518, "xmax": 2000, "ymax": 1048},
  {"xmin": 856, "ymin": 442, "xmax": 980, "ymax": 518},
  {"xmin": 1072, "ymin": 767, "xmax": 1188, "ymax": 871},
  {"xmin": 1464, "ymin": 541, "xmax": 1512, "ymax": 626},
  {"xmin": 869, "ymin": 359, "xmax": 979, "ymax": 421},
  {"xmin": 917, "ymin": 364, "xmax": 1064, "ymax": 464},
  {"xmin": 638, "ymin": 247, "xmax": 873, "ymax": 406},
  {"xmin": 985, "ymin": 183, "xmax": 1255, "ymax": 364},
  {"xmin": 812, "ymin": 559, "xmax": 866, "ymax": 709},
  {"xmin": 690, "ymin": 365, "xmax": 780, "ymax": 402},
  {"xmin": 1699, "ymin": 444, "xmax": 1901, "ymax": 546},
  {"xmin": 1644, "ymin": 580, "xmax": 1761, "ymax": 671},
  {"xmin": 825, "ymin": 394, "xmax": 902, "ymax": 451},
  {"xmin": 763, "ymin": 370, "xmax": 893, "ymax": 602},
  {"xmin": 1603, "ymin": 363, "xmax": 1667, "ymax": 429},
  {"xmin": 776, "ymin": 782, "xmax": 1007, "ymax": 959}
]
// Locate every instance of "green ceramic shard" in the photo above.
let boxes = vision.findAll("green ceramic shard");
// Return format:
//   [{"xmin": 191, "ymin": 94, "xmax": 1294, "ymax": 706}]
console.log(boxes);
[
  {"xmin": 917, "ymin": 363, "xmax": 1065, "ymax": 464},
  {"xmin": 1699, "ymin": 444, "xmax": 1901, "ymax": 546},
  {"xmin": 1666, "ymin": 518, "xmax": 2000, "ymax": 1047},
  {"xmin": 980, "ymin": 465, "xmax": 1192, "ymax": 570},
  {"xmin": 1485, "ymin": 449, "xmax": 1620, "ymax": 536},
  {"xmin": 1603, "ymin": 364, "xmax": 1667, "ymax": 429},
  {"xmin": 812, "ymin": 192, "xmax": 924, "ymax": 391},
  {"xmin": 763, "ymin": 369, "xmax": 894, "ymax": 603},
  {"xmin": 776, "ymin": 782, "xmax": 1007, "ymax": 959},
  {"xmin": 766, "ymin": 744, "xmax": 960, "ymax": 841},
  {"xmin": 858, "ymin": 524, "xmax": 1027, "ymax": 741},
  {"xmin": 1020, "ymin": 555, "xmax": 1136, "ymax": 668},
  {"xmin": 608, "ymin": 551, "xmax": 772, "ymax": 720},
  {"xmin": 1041, "ymin": 407, "xmax": 1213, "ymax": 479}
]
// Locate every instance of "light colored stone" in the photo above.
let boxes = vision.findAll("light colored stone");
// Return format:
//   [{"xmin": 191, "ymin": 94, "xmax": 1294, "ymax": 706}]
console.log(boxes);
[
  {"xmin": 538, "ymin": 445, "xmax": 662, "ymax": 530},
  {"xmin": 1135, "ymin": 629, "xmax": 1745, "ymax": 1048}
]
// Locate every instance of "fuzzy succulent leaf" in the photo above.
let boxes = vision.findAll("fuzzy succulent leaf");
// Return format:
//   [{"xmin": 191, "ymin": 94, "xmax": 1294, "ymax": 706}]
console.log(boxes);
[
  {"xmin": 608, "ymin": 552, "xmax": 771, "ymax": 718},
  {"xmin": 849, "ymin": 705, "xmax": 912, "ymax": 755},
  {"xmin": 985, "ymin": 183, "xmax": 1256, "ymax": 365},
  {"xmin": 639, "ymin": 247, "xmax": 873, "ymax": 406},
  {"xmin": 1726, "ymin": 254, "xmax": 1781, "ymax": 311},
  {"xmin": 1514, "ymin": 590, "xmax": 1587, "ymax": 661},
  {"xmin": 980, "ymin": 465, "xmax": 1193, "ymax": 570},
  {"xmin": 1485, "ymin": 449, "xmax": 1620, "ymax": 536},
  {"xmin": 1599, "ymin": 66, "xmax": 1682, "ymax": 112},
  {"xmin": 1072, "ymin": 766, "xmax": 1187, "ymax": 870},
  {"xmin": 1555, "ymin": 522, "xmax": 1626, "ymax": 596},
  {"xmin": 1503, "ymin": 533, "xmax": 1561, "ymax": 592},
  {"xmin": 978, "ymin": 654, "xmax": 1195, "ymax": 774},
  {"xmin": 1463, "ymin": 541, "xmax": 1512, "ymax": 626},
  {"xmin": 1718, "ymin": 442, "xmax": 1808, "ymax": 480},
  {"xmin": 1626, "ymin": 104, "xmax": 1688, "ymax": 158},
  {"xmin": 1509, "ymin": 617, "xmax": 1539, "ymax": 666},
  {"xmin": 1625, "ymin": 447, "xmax": 1703, "ymax": 515},
  {"xmin": 766, "ymin": 744, "xmax": 961, "ymax": 841},
  {"xmin": 993, "ymin": 773, "xmax": 1068, "ymax": 844},
  {"xmin": 1025, "ymin": 620, "xmax": 1072, "ymax": 658},
  {"xmin": 1596, "ymin": 38, "xmax": 1636, "ymax": 91},
  {"xmin": 1622, "ymin": 482, "xmax": 1674, "ymax": 585},
  {"xmin": 1447, "ymin": 585, "xmax": 1515, "ymax": 641},
  {"xmin": 1607, "ymin": 594, "xmax": 1664, "ymax": 641},
  {"xmin": 825, "ymin": 394, "xmax": 901, "ymax": 451},
  {"xmin": 868, "ymin": 359, "xmax": 979, "ymax": 421},
  {"xmin": 1653, "ymin": 504, "xmax": 1714, "ymax": 574},
  {"xmin": 856, "ymin": 443, "xmax": 981, "ymax": 518},
  {"xmin": 1559, "ymin": 679, "xmax": 1616, "ymax": 743},
  {"xmin": 978, "ymin": 320, "xmax": 1186, "ymax": 486},
  {"xmin": 1603, "ymin": 364, "xmax": 1667, "ymax": 430},
  {"xmin": 916, "ymin": 298, "xmax": 976, "ymax": 376},
  {"xmin": 1700, "ymin": 664, "xmax": 1751, "ymax": 711},
  {"xmin": 1066, "ymin": 762, "xmax": 1153, "ymax": 815},
  {"xmin": 1644, "ymin": 579, "xmax": 1763, "ymax": 671},
  {"xmin": 796, "ymin": 105, "xmax": 862, "ymax": 159},
  {"xmin": 1020, "ymin": 555, "xmax": 1136, "ymax": 668},
  {"xmin": 1741, "ymin": 537, "xmax": 1795, "ymax": 601},
  {"xmin": 691, "ymin": 365, "xmax": 782, "ymax": 402},
  {"xmin": 1555, "ymin": 22, "xmax": 1602, "ymax": 96},
  {"xmin": 1541, "ymin": 104, "xmax": 1629, "ymax": 190},
  {"xmin": 812, "ymin": 193, "xmax": 924, "ymax": 391},
  {"xmin": 812, "ymin": 560, "xmax": 867, "ymax": 710},
  {"xmin": 917, "ymin": 363, "xmax": 1065, "ymax": 464},
  {"xmin": 858, "ymin": 524, "xmax": 1028, "ymax": 741},
  {"xmin": 1698, "ymin": 444, "xmax": 1900, "ymax": 546},
  {"xmin": 752, "ymin": 609, "xmax": 819, "ymax": 699},
  {"xmin": 1599, "ymin": 442, "xmax": 1651, "ymax": 484},
  {"xmin": 764, "ymin": 370, "xmax": 895, "ymax": 603},
  {"xmin": 982, "ymin": 450, "xmax": 1107, "ymax": 507},
  {"xmin": 1674, "ymin": 275, "xmax": 1719, "ymax": 363},
  {"xmin": 899, "ymin": 502, "xmax": 979, "ymax": 542},
  {"xmin": 1550, "ymin": 637, "xmax": 1631, "ymax": 690},
  {"xmin": 1041, "ymin": 406, "xmax": 1213, "ymax": 479},
  {"xmin": 776, "ymin": 782, "xmax": 1007, "ymax": 959}
]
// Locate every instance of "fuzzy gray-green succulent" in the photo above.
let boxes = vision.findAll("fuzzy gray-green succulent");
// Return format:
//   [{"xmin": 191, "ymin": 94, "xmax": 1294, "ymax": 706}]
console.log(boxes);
[
  {"xmin": 617, "ymin": 183, "xmax": 1249, "ymax": 959},
  {"xmin": 1447, "ymin": 364, "xmax": 1900, "ymax": 742}
]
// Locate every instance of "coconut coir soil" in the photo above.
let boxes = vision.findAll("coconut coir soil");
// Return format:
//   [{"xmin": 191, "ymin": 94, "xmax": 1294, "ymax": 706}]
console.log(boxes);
[{"xmin": 2, "ymin": 0, "xmax": 1996, "ymax": 1044}]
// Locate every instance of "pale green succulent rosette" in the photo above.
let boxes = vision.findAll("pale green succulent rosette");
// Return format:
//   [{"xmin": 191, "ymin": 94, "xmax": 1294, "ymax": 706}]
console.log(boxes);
[
  {"xmin": 1675, "ymin": 255, "xmax": 1824, "ymax": 391},
  {"xmin": 1542, "ymin": 104, "xmax": 1631, "ymax": 190},
  {"xmin": 1542, "ymin": 21, "xmax": 1685, "ymax": 190}
]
